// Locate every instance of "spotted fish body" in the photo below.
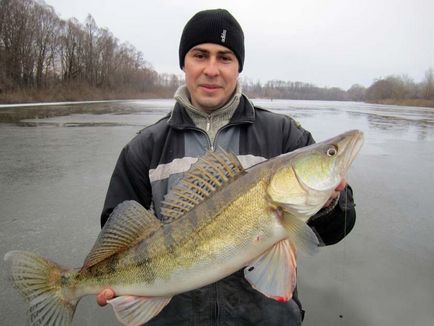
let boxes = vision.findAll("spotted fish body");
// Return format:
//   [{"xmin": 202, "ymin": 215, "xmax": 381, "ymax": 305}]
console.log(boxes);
[
  {"xmin": 75, "ymin": 164, "xmax": 286, "ymax": 298},
  {"xmin": 5, "ymin": 130, "xmax": 364, "ymax": 326}
]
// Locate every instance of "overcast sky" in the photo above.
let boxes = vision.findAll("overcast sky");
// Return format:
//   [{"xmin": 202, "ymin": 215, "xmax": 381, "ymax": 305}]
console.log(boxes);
[{"xmin": 44, "ymin": 0, "xmax": 434, "ymax": 90}]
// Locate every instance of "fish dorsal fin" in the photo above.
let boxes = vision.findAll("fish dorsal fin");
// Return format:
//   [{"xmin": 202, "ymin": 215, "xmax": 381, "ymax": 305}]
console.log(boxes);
[
  {"xmin": 160, "ymin": 148, "xmax": 245, "ymax": 223},
  {"xmin": 82, "ymin": 201, "xmax": 161, "ymax": 270}
]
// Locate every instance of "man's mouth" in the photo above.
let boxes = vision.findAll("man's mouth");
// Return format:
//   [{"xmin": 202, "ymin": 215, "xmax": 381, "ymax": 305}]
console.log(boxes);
[{"xmin": 200, "ymin": 84, "xmax": 221, "ymax": 90}]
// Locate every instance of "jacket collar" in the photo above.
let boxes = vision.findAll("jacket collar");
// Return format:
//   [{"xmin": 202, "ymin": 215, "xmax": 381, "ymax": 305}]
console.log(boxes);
[{"xmin": 168, "ymin": 94, "xmax": 255, "ymax": 130}]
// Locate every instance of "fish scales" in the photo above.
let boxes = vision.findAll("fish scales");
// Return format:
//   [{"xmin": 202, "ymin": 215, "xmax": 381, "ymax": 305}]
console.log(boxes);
[
  {"xmin": 85, "ymin": 175, "xmax": 272, "ymax": 285},
  {"xmin": 76, "ymin": 152, "xmax": 293, "ymax": 294},
  {"xmin": 48, "ymin": 155, "xmax": 295, "ymax": 295},
  {"xmin": 76, "ymin": 168, "xmax": 277, "ymax": 297}
]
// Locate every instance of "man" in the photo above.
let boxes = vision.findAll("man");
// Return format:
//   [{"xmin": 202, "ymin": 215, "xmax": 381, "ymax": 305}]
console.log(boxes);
[{"xmin": 97, "ymin": 9, "xmax": 356, "ymax": 325}]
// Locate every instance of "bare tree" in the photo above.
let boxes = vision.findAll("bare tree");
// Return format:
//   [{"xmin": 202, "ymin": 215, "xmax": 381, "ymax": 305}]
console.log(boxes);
[
  {"xmin": 59, "ymin": 18, "xmax": 84, "ymax": 81},
  {"xmin": 347, "ymin": 84, "xmax": 366, "ymax": 101},
  {"xmin": 423, "ymin": 68, "xmax": 434, "ymax": 99},
  {"xmin": 0, "ymin": 0, "xmax": 37, "ymax": 88},
  {"xmin": 33, "ymin": 3, "xmax": 59, "ymax": 88},
  {"xmin": 83, "ymin": 14, "xmax": 98, "ymax": 85},
  {"xmin": 96, "ymin": 28, "xmax": 116, "ymax": 87}
]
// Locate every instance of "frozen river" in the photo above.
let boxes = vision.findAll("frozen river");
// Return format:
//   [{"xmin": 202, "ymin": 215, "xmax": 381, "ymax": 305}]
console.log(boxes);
[{"xmin": 1, "ymin": 99, "xmax": 433, "ymax": 325}]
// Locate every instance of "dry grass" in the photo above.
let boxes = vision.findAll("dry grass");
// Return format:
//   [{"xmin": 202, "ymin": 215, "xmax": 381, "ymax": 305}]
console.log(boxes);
[
  {"xmin": 371, "ymin": 99, "xmax": 434, "ymax": 108},
  {"xmin": 0, "ymin": 85, "xmax": 173, "ymax": 104}
]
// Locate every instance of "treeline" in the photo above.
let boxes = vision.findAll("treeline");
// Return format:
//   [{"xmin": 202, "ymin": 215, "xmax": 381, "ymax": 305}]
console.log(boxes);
[
  {"xmin": 241, "ymin": 69, "xmax": 434, "ymax": 106},
  {"xmin": 1, "ymin": 0, "xmax": 433, "ymax": 107},
  {"xmin": 0, "ymin": 0, "xmax": 183, "ymax": 102},
  {"xmin": 364, "ymin": 70, "xmax": 434, "ymax": 103},
  {"xmin": 241, "ymin": 79, "xmax": 349, "ymax": 101}
]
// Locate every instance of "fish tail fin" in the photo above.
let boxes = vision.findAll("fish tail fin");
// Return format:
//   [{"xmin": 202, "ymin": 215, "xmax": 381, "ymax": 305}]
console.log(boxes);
[{"xmin": 4, "ymin": 250, "xmax": 78, "ymax": 326}]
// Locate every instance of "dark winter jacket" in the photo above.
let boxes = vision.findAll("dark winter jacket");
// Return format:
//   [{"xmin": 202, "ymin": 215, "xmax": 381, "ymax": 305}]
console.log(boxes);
[{"xmin": 101, "ymin": 95, "xmax": 356, "ymax": 325}]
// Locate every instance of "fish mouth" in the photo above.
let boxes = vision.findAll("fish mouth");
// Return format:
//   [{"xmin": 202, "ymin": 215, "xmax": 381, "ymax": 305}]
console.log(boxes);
[{"xmin": 338, "ymin": 130, "xmax": 364, "ymax": 178}]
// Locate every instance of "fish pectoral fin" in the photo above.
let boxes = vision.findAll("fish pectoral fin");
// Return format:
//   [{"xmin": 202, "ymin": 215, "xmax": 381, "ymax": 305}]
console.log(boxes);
[
  {"xmin": 108, "ymin": 295, "xmax": 172, "ymax": 326},
  {"xmin": 82, "ymin": 201, "xmax": 161, "ymax": 270},
  {"xmin": 244, "ymin": 239, "xmax": 297, "ymax": 302},
  {"xmin": 281, "ymin": 211, "xmax": 320, "ymax": 255}
]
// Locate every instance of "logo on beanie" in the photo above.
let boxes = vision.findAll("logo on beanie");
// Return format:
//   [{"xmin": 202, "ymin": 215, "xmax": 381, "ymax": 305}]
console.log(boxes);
[{"xmin": 221, "ymin": 29, "xmax": 227, "ymax": 43}]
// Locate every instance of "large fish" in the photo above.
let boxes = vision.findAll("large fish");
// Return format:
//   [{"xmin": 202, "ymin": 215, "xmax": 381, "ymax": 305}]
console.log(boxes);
[{"xmin": 5, "ymin": 129, "xmax": 363, "ymax": 326}]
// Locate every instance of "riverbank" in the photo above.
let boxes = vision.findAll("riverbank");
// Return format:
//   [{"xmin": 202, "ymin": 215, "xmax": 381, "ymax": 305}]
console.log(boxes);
[
  {"xmin": 369, "ymin": 98, "xmax": 434, "ymax": 108},
  {"xmin": 0, "ymin": 102, "xmax": 130, "ymax": 123},
  {"xmin": 0, "ymin": 85, "xmax": 173, "ymax": 105}
]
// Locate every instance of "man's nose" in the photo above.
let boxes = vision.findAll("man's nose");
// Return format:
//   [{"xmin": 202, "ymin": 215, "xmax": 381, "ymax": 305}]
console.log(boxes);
[{"xmin": 203, "ymin": 58, "xmax": 219, "ymax": 77}]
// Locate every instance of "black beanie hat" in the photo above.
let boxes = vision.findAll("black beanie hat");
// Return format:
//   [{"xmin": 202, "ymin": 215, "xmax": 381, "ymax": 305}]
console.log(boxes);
[{"xmin": 179, "ymin": 9, "xmax": 245, "ymax": 72}]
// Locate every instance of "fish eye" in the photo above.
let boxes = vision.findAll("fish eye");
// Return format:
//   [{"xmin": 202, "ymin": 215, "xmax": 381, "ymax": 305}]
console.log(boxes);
[{"xmin": 326, "ymin": 145, "xmax": 338, "ymax": 157}]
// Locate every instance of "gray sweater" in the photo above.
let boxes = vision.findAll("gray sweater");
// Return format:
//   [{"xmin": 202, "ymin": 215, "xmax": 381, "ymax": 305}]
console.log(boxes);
[{"xmin": 174, "ymin": 83, "xmax": 243, "ymax": 144}]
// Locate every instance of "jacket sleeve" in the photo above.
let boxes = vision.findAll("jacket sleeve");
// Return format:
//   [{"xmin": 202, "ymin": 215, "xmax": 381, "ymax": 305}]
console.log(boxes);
[
  {"xmin": 281, "ymin": 116, "xmax": 315, "ymax": 153},
  {"xmin": 282, "ymin": 118, "xmax": 357, "ymax": 246},
  {"xmin": 100, "ymin": 142, "xmax": 152, "ymax": 227}
]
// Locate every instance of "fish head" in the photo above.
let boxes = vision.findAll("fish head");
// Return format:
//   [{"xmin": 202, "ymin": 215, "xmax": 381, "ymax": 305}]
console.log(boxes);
[
  {"xmin": 267, "ymin": 130, "xmax": 364, "ymax": 220},
  {"xmin": 292, "ymin": 129, "xmax": 364, "ymax": 192}
]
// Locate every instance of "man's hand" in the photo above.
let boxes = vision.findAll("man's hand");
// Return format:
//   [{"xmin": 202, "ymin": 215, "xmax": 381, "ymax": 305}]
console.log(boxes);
[
  {"xmin": 97, "ymin": 288, "xmax": 116, "ymax": 306},
  {"xmin": 323, "ymin": 179, "xmax": 347, "ymax": 208}
]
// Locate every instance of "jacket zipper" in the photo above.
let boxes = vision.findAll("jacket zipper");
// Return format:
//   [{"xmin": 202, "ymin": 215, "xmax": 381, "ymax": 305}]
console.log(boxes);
[
  {"xmin": 187, "ymin": 127, "xmax": 213, "ymax": 150},
  {"xmin": 211, "ymin": 121, "xmax": 250, "ymax": 151},
  {"xmin": 213, "ymin": 283, "xmax": 219, "ymax": 325},
  {"xmin": 206, "ymin": 116, "xmax": 211, "ymax": 133},
  {"xmin": 187, "ymin": 120, "xmax": 252, "ymax": 152},
  {"xmin": 206, "ymin": 116, "xmax": 213, "ymax": 150}
]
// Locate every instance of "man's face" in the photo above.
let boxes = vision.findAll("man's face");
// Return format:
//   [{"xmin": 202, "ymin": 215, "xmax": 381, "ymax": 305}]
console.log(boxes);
[{"xmin": 184, "ymin": 43, "xmax": 239, "ymax": 113}]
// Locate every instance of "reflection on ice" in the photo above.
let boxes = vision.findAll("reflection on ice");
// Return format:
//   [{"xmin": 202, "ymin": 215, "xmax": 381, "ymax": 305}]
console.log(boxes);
[
  {"xmin": 2, "ymin": 99, "xmax": 433, "ymax": 142},
  {"xmin": 0, "ymin": 100, "xmax": 173, "ymax": 124}
]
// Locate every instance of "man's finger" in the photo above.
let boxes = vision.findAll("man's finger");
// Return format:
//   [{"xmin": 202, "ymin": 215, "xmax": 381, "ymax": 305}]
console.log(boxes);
[
  {"xmin": 335, "ymin": 179, "xmax": 347, "ymax": 191},
  {"xmin": 97, "ymin": 288, "xmax": 115, "ymax": 306}
]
